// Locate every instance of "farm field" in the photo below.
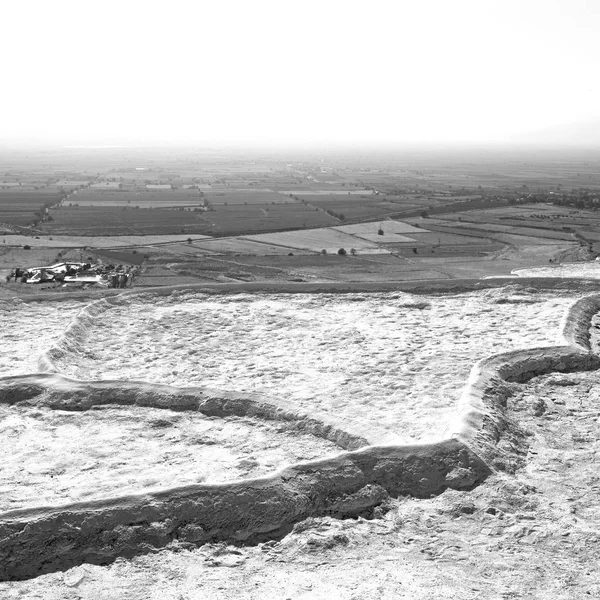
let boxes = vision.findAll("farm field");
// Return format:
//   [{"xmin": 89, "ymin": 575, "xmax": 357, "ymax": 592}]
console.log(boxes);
[
  {"xmin": 226, "ymin": 251, "xmax": 459, "ymax": 282},
  {"xmin": 414, "ymin": 218, "xmax": 578, "ymax": 241},
  {"xmin": 439, "ymin": 209, "xmax": 578, "ymax": 226},
  {"xmin": 0, "ymin": 190, "xmax": 62, "ymax": 227},
  {"xmin": 131, "ymin": 243, "xmax": 216, "ymax": 259},
  {"xmin": 279, "ymin": 190, "xmax": 376, "ymax": 196},
  {"xmin": 165, "ymin": 259, "xmax": 293, "ymax": 282},
  {"xmin": 416, "ymin": 206, "xmax": 600, "ymax": 235},
  {"xmin": 230, "ymin": 254, "xmax": 405, "ymax": 270},
  {"xmin": 0, "ymin": 247, "xmax": 78, "ymax": 274},
  {"xmin": 308, "ymin": 197, "xmax": 418, "ymax": 220},
  {"xmin": 42, "ymin": 206, "xmax": 211, "ymax": 236},
  {"xmin": 5, "ymin": 147, "xmax": 600, "ymax": 286},
  {"xmin": 0, "ymin": 233, "xmax": 210, "ymax": 249},
  {"xmin": 92, "ymin": 248, "xmax": 146, "ymax": 265},
  {"xmin": 244, "ymin": 228, "xmax": 384, "ymax": 254},
  {"xmin": 387, "ymin": 230, "xmax": 500, "ymax": 246},
  {"xmin": 204, "ymin": 190, "xmax": 296, "ymax": 205},
  {"xmin": 49, "ymin": 289, "xmax": 577, "ymax": 445},
  {"xmin": 335, "ymin": 221, "xmax": 427, "ymax": 235},
  {"xmin": 403, "ymin": 218, "xmax": 584, "ymax": 251},
  {"xmin": 200, "ymin": 203, "xmax": 339, "ymax": 234},
  {"xmin": 141, "ymin": 257, "xmax": 451, "ymax": 283},
  {"xmin": 223, "ymin": 253, "xmax": 454, "ymax": 281},
  {"xmin": 202, "ymin": 221, "xmax": 506, "ymax": 267},
  {"xmin": 133, "ymin": 265, "xmax": 205, "ymax": 287},
  {"xmin": 579, "ymin": 230, "xmax": 600, "ymax": 242},
  {"xmin": 222, "ymin": 254, "xmax": 446, "ymax": 282},
  {"xmin": 288, "ymin": 263, "xmax": 448, "ymax": 282},
  {"xmin": 147, "ymin": 239, "xmax": 314, "ymax": 259},
  {"xmin": 70, "ymin": 189, "xmax": 203, "ymax": 208},
  {"xmin": 54, "ymin": 180, "xmax": 91, "ymax": 189},
  {"xmin": 42, "ymin": 204, "xmax": 341, "ymax": 237},
  {"xmin": 492, "ymin": 233, "xmax": 578, "ymax": 248},
  {"xmin": 412, "ymin": 258, "xmax": 525, "ymax": 279},
  {"xmin": 190, "ymin": 237, "xmax": 315, "ymax": 255},
  {"xmin": 0, "ymin": 404, "xmax": 339, "ymax": 512},
  {"xmin": 387, "ymin": 243, "xmax": 505, "ymax": 260}
]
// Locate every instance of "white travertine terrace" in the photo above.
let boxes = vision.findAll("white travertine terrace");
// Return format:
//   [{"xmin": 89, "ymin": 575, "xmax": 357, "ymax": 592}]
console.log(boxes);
[{"xmin": 1, "ymin": 281, "xmax": 600, "ymax": 580}]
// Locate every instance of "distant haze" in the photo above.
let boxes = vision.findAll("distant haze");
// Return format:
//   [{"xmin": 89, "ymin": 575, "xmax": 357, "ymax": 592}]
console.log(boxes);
[{"xmin": 2, "ymin": 0, "xmax": 599, "ymax": 147}]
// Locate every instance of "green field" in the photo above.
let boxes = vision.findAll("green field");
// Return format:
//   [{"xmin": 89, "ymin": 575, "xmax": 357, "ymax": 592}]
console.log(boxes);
[
  {"xmin": 0, "ymin": 190, "xmax": 63, "ymax": 227},
  {"xmin": 71, "ymin": 189, "xmax": 202, "ymax": 208},
  {"xmin": 42, "ymin": 207, "xmax": 210, "ymax": 236},
  {"xmin": 203, "ymin": 190, "xmax": 297, "ymax": 205}
]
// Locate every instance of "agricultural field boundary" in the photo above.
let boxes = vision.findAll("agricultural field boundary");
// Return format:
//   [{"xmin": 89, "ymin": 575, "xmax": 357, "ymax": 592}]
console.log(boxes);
[{"xmin": 2, "ymin": 285, "xmax": 600, "ymax": 579}]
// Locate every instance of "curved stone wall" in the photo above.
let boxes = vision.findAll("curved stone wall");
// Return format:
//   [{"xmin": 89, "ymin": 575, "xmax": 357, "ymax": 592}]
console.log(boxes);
[
  {"xmin": 2, "ymin": 285, "xmax": 600, "ymax": 580},
  {"xmin": 557, "ymin": 293, "xmax": 600, "ymax": 351},
  {"xmin": 0, "ymin": 438, "xmax": 487, "ymax": 580},
  {"xmin": 0, "ymin": 373, "xmax": 371, "ymax": 451},
  {"xmin": 446, "ymin": 346, "xmax": 600, "ymax": 464}
]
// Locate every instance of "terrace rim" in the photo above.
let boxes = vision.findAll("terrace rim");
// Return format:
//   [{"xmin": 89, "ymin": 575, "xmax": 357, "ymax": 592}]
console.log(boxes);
[
  {"xmin": 8, "ymin": 275, "xmax": 600, "ymax": 304},
  {"xmin": 1, "ymin": 282, "xmax": 600, "ymax": 580}
]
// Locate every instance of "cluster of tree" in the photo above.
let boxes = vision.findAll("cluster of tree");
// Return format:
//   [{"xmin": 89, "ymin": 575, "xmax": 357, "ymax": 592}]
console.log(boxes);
[
  {"xmin": 551, "ymin": 189, "xmax": 600, "ymax": 210},
  {"xmin": 501, "ymin": 188, "xmax": 600, "ymax": 209},
  {"xmin": 318, "ymin": 248, "xmax": 356, "ymax": 256},
  {"xmin": 325, "ymin": 210, "xmax": 346, "ymax": 220},
  {"xmin": 31, "ymin": 200, "xmax": 58, "ymax": 226}
]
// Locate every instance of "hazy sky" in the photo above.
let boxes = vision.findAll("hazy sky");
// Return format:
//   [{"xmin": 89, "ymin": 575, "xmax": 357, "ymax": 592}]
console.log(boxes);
[{"xmin": 2, "ymin": 0, "xmax": 599, "ymax": 146}]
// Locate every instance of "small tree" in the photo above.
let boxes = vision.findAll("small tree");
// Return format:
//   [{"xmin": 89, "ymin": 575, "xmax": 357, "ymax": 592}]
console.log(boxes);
[
  {"xmin": 350, "ymin": 248, "xmax": 357, "ymax": 255},
  {"xmin": 338, "ymin": 248, "xmax": 347, "ymax": 255},
  {"xmin": 187, "ymin": 237, "xmax": 193, "ymax": 244}
]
